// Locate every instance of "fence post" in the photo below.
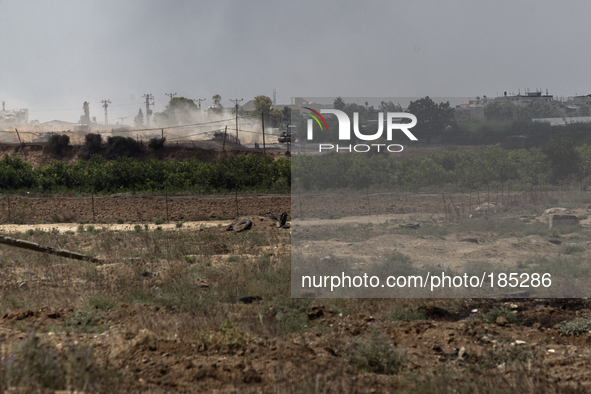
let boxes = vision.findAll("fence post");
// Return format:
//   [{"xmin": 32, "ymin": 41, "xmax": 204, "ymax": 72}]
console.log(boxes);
[{"xmin": 165, "ymin": 193, "xmax": 169, "ymax": 223}]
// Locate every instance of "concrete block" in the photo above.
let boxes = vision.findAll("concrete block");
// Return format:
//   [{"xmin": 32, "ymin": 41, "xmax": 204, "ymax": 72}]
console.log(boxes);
[{"xmin": 549, "ymin": 214, "xmax": 579, "ymax": 229}]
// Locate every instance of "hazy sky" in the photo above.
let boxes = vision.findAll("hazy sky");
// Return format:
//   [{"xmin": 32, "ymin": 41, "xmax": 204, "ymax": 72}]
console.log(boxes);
[{"xmin": 1, "ymin": 0, "xmax": 591, "ymax": 123}]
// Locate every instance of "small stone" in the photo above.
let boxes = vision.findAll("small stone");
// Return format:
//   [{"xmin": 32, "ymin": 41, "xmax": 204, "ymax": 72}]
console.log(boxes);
[
  {"xmin": 458, "ymin": 347, "xmax": 466, "ymax": 360},
  {"xmin": 497, "ymin": 362, "xmax": 506, "ymax": 372},
  {"xmin": 496, "ymin": 316, "xmax": 509, "ymax": 326},
  {"xmin": 515, "ymin": 340, "xmax": 526, "ymax": 345}
]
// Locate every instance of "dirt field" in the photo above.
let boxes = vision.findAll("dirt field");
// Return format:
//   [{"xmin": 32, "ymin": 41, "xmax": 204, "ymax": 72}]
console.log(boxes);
[
  {"xmin": 3, "ymin": 148, "xmax": 591, "ymax": 392},
  {"xmin": 0, "ymin": 194, "xmax": 291, "ymax": 224},
  {"xmin": 0, "ymin": 191, "xmax": 589, "ymax": 392}
]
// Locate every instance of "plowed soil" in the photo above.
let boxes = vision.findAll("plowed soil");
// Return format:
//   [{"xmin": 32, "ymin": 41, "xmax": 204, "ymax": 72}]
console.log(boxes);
[{"xmin": 0, "ymin": 195, "xmax": 291, "ymax": 224}]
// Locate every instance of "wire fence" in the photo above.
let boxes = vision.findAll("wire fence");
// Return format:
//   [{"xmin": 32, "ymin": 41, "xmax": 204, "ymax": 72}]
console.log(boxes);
[
  {"xmin": 292, "ymin": 186, "xmax": 579, "ymax": 222},
  {"xmin": 0, "ymin": 193, "xmax": 291, "ymax": 225}
]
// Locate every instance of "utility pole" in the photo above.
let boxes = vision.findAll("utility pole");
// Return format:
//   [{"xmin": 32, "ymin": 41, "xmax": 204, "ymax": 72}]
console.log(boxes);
[
  {"xmin": 165, "ymin": 92, "xmax": 177, "ymax": 102},
  {"xmin": 194, "ymin": 98, "xmax": 206, "ymax": 109},
  {"xmin": 117, "ymin": 117, "xmax": 128, "ymax": 125},
  {"xmin": 262, "ymin": 112, "xmax": 267, "ymax": 166},
  {"xmin": 101, "ymin": 99, "xmax": 111, "ymax": 125},
  {"xmin": 143, "ymin": 94, "xmax": 155, "ymax": 127},
  {"xmin": 230, "ymin": 98, "xmax": 243, "ymax": 143}
]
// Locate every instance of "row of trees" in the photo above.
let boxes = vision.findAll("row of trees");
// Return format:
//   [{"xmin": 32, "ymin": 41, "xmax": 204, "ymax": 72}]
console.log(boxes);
[
  {"xmin": 0, "ymin": 154, "xmax": 290, "ymax": 194},
  {"xmin": 132, "ymin": 94, "xmax": 290, "ymax": 129},
  {"xmin": 292, "ymin": 138, "xmax": 590, "ymax": 191},
  {"xmin": 307, "ymin": 96, "xmax": 591, "ymax": 147}
]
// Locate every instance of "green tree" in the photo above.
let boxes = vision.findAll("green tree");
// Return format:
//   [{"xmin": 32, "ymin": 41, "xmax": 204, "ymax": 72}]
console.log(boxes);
[
  {"xmin": 519, "ymin": 101, "xmax": 561, "ymax": 119},
  {"xmin": 333, "ymin": 96, "xmax": 345, "ymax": 111},
  {"xmin": 282, "ymin": 106, "xmax": 291, "ymax": 125},
  {"xmin": 251, "ymin": 95, "xmax": 283, "ymax": 127},
  {"xmin": 154, "ymin": 97, "xmax": 198, "ymax": 126},
  {"xmin": 380, "ymin": 100, "xmax": 402, "ymax": 112},
  {"xmin": 407, "ymin": 96, "xmax": 456, "ymax": 142},
  {"xmin": 541, "ymin": 137, "xmax": 581, "ymax": 183},
  {"xmin": 484, "ymin": 101, "xmax": 516, "ymax": 121},
  {"xmin": 210, "ymin": 94, "xmax": 223, "ymax": 113}
]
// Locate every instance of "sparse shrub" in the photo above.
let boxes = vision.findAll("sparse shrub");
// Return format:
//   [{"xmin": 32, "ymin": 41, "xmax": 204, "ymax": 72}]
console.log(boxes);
[
  {"xmin": 480, "ymin": 307, "xmax": 517, "ymax": 324},
  {"xmin": 148, "ymin": 137, "xmax": 166, "ymax": 149},
  {"xmin": 48, "ymin": 134, "xmax": 70, "ymax": 155},
  {"xmin": 176, "ymin": 221, "xmax": 183, "ymax": 228},
  {"xmin": 134, "ymin": 224, "xmax": 142, "ymax": 233},
  {"xmin": 77, "ymin": 224, "xmax": 85, "ymax": 233},
  {"xmin": 64, "ymin": 308, "xmax": 107, "ymax": 333},
  {"xmin": 482, "ymin": 344, "xmax": 533, "ymax": 368},
  {"xmin": 185, "ymin": 255, "xmax": 196, "ymax": 264},
  {"xmin": 88, "ymin": 296, "xmax": 118, "ymax": 312},
  {"xmin": 367, "ymin": 252, "xmax": 416, "ymax": 277},
  {"xmin": 78, "ymin": 133, "xmax": 102, "ymax": 159},
  {"xmin": 343, "ymin": 325, "xmax": 407, "ymax": 375},
  {"xmin": 266, "ymin": 297, "xmax": 312, "ymax": 333},
  {"xmin": 388, "ymin": 308, "xmax": 426, "ymax": 322},
  {"xmin": 153, "ymin": 217, "xmax": 166, "ymax": 225},
  {"xmin": 204, "ymin": 260, "xmax": 212, "ymax": 266},
  {"xmin": 116, "ymin": 217, "xmax": 124, "ymax": 224},
  {"xmin": 105, "ymin": 136, "xmax": 143, "ymax": 159},
  {"xmin": 227, "ymin": 255, "xmax": 240, "ymax": 262},
  {"xmin": 155, "ymin": 226, "xmax": 163, "ymax": 231},
  {"xmin": 561, "ymin": 244, "xmax": 585, "ymax": 255},
  {"xmin": 194, "ymin": 319, "xmax": 250, "ymax": 352},
  {"xmin": 558, "ymin": 318, "xmax": 591, "ymax": 336},
  {"xmin": 86, "ymin": 225, "xmax": 96, "ymax": 233},
  {"xmin": 1, "ymin": 334, "xmax": 115, "ymax": 391}
]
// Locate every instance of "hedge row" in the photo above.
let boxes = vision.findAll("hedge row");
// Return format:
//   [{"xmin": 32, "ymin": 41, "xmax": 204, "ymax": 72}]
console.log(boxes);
[{"xmin": 0, "ymin": 154, "xmax": 291, "ymax": 194}]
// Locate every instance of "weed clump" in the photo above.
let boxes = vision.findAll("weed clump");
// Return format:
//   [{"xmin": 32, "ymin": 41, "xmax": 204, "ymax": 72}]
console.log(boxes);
[
  {"xmin": 343, "ymin": 325, "xmax": 407, "ymax": 375},
  {"xmin": 561, "ymin": 244, "xmax": 585, "ymax": 255},
  {"xmin": 388, "ymin": 308, "xmax": 426, "ymax": 322},
  {"xmin": 0, "ymin": 334, "xmax": 116, "ymax": 391},
  {"xmin": 558, "ymin": 318, "xmax": 591, "ymax": 336},
  {"xmin": 476, "ymin": 307, "xmax": 517, "ymax": 324}
]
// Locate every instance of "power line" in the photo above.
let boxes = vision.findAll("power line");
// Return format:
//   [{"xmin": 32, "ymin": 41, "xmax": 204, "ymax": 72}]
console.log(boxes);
[{"xmin": 165, "ymin": 93, "xmax": 177, "ymax": 102}]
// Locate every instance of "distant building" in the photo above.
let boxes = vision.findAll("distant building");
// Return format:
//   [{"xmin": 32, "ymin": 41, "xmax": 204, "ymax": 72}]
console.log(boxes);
[
  {"xmin": 455, "ymin": 96, "xmax": 493, "ymax": 120},
  {"xmin": 0, "ymin": 101, "xmax": 28, "ymax": 125},
  {"xmin": 533, "ymin": 116, "xmax": 591, "ymax": 126},
  {"xmin": 495, "ymin": 90, "xmax": 556, "ymax": 106}
]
